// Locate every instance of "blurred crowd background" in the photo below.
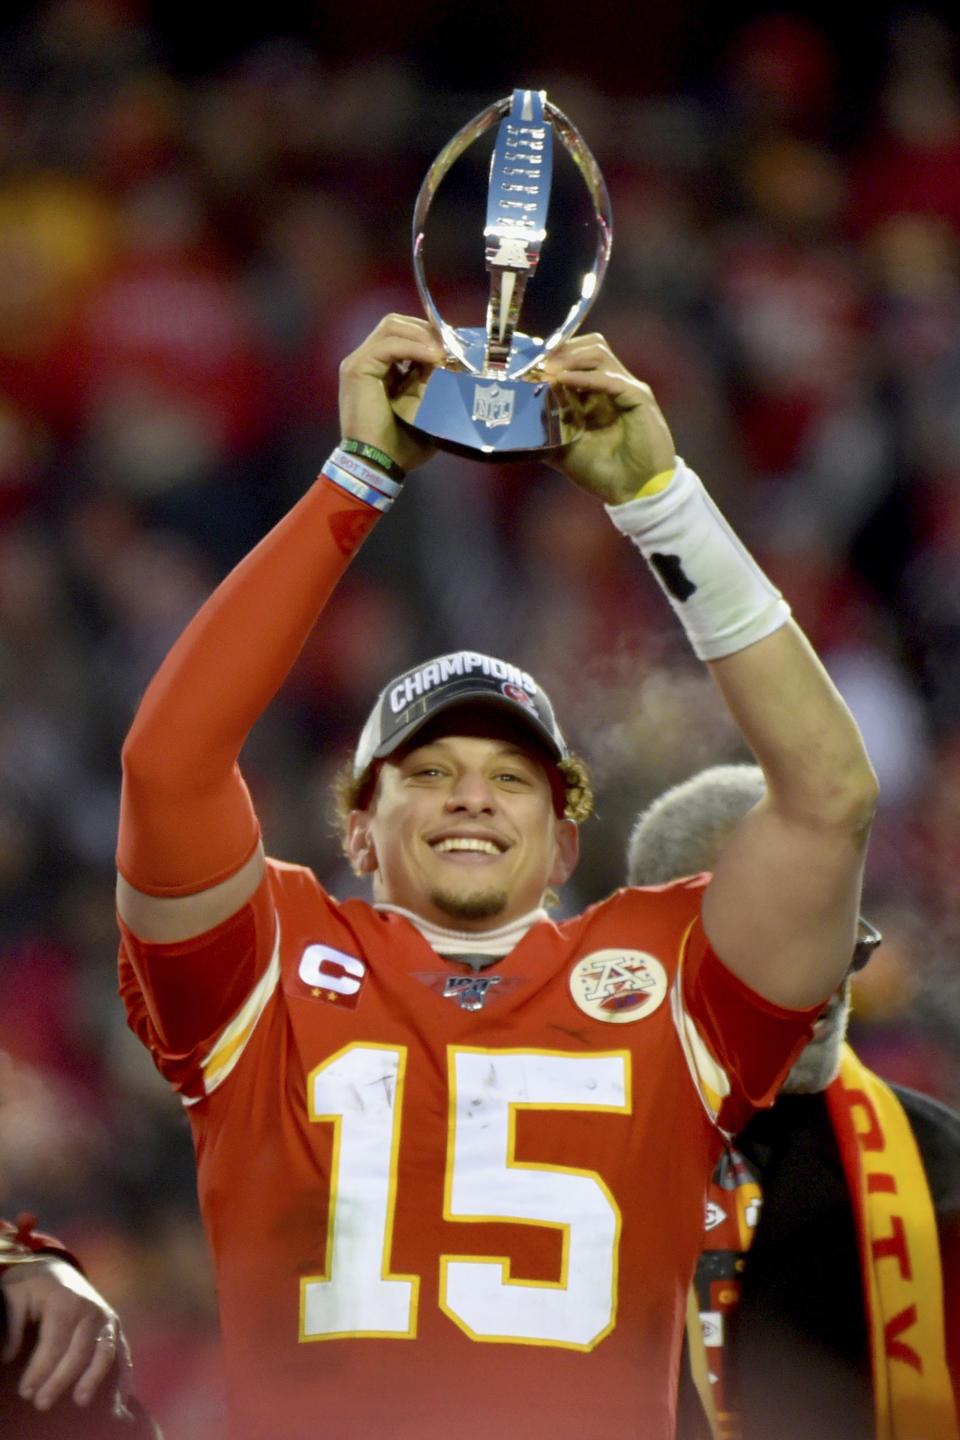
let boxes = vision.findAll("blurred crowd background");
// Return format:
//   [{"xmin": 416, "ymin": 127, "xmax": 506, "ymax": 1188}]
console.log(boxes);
[{"xmin": 1, "ymin": 0, "xmax": 960, "ymax": 1433}]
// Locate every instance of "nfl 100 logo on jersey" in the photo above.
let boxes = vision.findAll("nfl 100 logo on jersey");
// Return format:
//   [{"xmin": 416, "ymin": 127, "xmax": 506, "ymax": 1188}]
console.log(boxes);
[{"xmin": 568, "ymin": 949, "xmax": 668, "ymax": 1023}]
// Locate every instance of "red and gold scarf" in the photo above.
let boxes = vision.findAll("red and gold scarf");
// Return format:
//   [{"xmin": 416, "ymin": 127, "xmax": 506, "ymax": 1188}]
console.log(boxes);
[
  {"xmin": 687, "ymin": 1044, "xmax": 959, "ymax": 1440},
  {"xmin": 827, "ymin": 1044, "xmax": 959, "ymax": 1440}
]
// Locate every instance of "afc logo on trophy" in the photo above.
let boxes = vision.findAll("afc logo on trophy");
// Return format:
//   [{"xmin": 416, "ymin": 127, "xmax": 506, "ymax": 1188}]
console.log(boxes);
[
  {"xmin": 472, "ymin": 382, "xmax": 515, "ymax": 429},
  {"xmin": 488, "ymin": 236, "xmax": 532, "ymax": 269}
]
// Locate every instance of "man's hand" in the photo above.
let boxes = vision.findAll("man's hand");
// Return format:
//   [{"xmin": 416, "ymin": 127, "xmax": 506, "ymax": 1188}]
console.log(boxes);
[
  {"xmin": 1, "ymin": 1257, "xmax": 131, "ymax": 1411},
  {"xmin": 541, "ymin": 334, "xmax": 677, "ymax": 504},
  {"xmin": 338, "ymin": 313, "xmax": 445, "ymax": 475}
]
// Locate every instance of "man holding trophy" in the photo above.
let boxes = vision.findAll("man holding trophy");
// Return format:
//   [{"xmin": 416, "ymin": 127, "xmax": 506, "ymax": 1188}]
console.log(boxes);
[{"xmin": 113, "ymin": 92, "xmax": 877, "ymax": 1439}]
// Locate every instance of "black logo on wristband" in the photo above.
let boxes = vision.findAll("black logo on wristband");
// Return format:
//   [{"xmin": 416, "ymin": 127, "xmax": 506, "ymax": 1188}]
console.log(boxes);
[{"xmin": 650, "ymin": 552, "xmax": 697, "ymax": 602}]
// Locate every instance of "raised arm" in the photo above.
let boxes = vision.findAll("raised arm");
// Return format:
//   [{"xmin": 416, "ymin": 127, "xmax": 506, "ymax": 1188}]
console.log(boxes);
[
  {"xmin": 116, "ymin": 315, "xmax": 443, "ymax": 942},
  {"xmin": 543, "ymin": 334, "xmax": 878, "ymax": 1009}
]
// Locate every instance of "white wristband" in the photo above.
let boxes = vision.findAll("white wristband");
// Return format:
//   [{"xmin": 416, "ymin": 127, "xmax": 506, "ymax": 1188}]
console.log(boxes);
[
  {"xmin": 320, "ymin": 458, "xmax": 393, "ymax": 513},
  {"xmin": 606, "ymin": 460, "xmax": 791, "ymax": 661}
]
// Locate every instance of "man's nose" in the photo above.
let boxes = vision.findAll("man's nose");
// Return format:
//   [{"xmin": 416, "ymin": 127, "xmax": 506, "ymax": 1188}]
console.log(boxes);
[{"xmin": 445, "ymin": 771, "xmax": 496, "ymax": 812}]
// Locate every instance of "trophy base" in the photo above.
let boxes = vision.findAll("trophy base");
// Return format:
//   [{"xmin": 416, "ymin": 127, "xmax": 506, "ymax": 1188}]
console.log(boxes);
[{"xmin": 391, "ymin": 329, "xmax": 583, "ymax": 462}]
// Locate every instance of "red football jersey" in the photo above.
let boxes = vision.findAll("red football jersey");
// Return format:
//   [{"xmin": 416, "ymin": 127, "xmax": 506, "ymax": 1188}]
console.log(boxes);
[{"xmin": 119, "ymin": 862, "xmax": 816, "ymax": 1440}]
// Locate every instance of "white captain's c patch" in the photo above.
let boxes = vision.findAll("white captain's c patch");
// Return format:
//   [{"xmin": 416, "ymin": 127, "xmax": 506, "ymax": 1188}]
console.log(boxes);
[
  {"xmin": 569, "ymin": 949, "xmax": 668, "ymax": 1024},
  {"xmin": 298, "ymin": 943, "xmax": 365, "ymax": 993},
  {"xmin": 297, "ymin": 942, "xmax": 367, "ymax": 1010}
]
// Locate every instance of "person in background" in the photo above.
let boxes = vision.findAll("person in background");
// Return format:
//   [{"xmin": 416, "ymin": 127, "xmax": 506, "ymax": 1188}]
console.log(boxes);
[
  {"xmin": 627, "ymin": 762, "xmax": 960, "ymax": 1440},
  {"xmin": 0, "ymin": 1211, "xmax": 160, "ymax": 1436}
]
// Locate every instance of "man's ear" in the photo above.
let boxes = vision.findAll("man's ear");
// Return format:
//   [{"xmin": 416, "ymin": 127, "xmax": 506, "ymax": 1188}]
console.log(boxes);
[
  {"xmin": 549, "ymin": 818, "xmax": 580, "ymax": 888},
  {"xmin": 345, "ymin": 812, "xmax": 378, "ymax": 876}
]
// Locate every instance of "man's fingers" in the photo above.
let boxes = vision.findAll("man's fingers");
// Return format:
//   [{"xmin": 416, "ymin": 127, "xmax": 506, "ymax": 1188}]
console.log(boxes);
[
  {"xmin": 340, "ymin": 313, "xmax": 445, "ymax": 381},
  {"xmin": 23, "ymin": 1316, "xmax": 116, "ymax": 1411},
  {"xmin": 551, "ymin": 367, "xmax": 642, "ymax": 401},
  {"xmin": 72, "ymin": 1322, "xmax": 125, "ymax": 1407},
  {"xmin": 543, "ymin": 338, "xmax": 650, "ymax": 407},
  {"xmin": 17, "ymin": 1306, "xmax": 85, "ymax": 1405},
  {"xmin": 336, "ymin": 312, "xmax": 445, "ymax": 472}
]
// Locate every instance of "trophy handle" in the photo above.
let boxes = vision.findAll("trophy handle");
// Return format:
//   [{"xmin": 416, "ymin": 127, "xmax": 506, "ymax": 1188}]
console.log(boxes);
[{"xmin": 411, "ymin": 90, "xmax": 613, "ymax": 381}]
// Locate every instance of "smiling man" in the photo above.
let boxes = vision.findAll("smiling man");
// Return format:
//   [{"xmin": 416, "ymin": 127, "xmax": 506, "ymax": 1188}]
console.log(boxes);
[
  {"xmin": 342, "ymin": 668, "xmax": 582, "ymax": 929},
  {"xmin": 115, "ymin": 314, "xmax": 877, "ymax": 1440}
]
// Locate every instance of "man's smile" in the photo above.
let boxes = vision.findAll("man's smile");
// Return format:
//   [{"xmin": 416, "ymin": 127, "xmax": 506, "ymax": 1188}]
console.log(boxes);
[
  {"xmin": 429, "ymin": 834, "xmax": 508, "ymax": 858},
  {"xmin": 428, "ymin": 829, "xmax": 509, "ymax": 858}
]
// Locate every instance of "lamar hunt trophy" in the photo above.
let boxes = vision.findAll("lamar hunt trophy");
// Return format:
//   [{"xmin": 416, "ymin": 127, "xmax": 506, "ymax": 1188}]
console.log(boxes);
[{"xmin": 391, "ymin": 87, "xmax": 613, "ymax": 460}]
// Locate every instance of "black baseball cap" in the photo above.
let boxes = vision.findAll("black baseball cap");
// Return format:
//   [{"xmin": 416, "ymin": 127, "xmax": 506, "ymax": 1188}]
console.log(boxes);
[{"xmin": 353, "ymin": 650, "xmax": 569, "ymax": 778}]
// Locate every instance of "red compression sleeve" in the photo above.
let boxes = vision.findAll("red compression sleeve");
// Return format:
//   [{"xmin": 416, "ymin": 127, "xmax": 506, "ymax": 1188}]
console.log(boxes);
[{"xmin": 117, "ymin": 477, "xmax": 379, "ymax": 895}]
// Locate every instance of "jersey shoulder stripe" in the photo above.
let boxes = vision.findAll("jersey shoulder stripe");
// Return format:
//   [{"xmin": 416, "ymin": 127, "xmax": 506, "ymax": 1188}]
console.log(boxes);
[
  {"xmin": 670, "ymin": 916, "xmax": 733, "ymax": 1132},
  {"xmin": 187, "ymin": 915, "xmax": 282, "ymax": 1105}
]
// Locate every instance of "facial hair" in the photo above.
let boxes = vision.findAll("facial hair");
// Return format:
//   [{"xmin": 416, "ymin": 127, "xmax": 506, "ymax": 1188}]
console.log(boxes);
[{"xmin": 428, "ymin": 886, "xmax": 509, "ymax": 923}]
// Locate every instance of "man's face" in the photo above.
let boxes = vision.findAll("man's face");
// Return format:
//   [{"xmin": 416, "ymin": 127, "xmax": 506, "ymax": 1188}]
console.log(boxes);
[{"xmin": 346, "ymin": 727, "xmax": 579, "ymax": 931}]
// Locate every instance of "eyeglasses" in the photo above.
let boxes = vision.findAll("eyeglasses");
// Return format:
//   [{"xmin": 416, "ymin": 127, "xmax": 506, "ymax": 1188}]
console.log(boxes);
[{"xmin": 849, "ymin": 916, "xmax": 882, "ymax": 973}]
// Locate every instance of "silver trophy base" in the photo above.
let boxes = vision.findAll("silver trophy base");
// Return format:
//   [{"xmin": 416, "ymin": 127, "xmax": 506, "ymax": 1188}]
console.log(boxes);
[{"xmin": 391, "ymin": 328, "xmax": 582, "ymax": 462}]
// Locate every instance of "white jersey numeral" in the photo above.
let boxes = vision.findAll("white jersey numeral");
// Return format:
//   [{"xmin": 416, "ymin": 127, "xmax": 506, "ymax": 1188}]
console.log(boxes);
[
  {"xmin": 302, "ymin": 1043, "xmax": 630, "ymax": 1349},
  {"xmin": 301, "ymin": 1044, "xmax": 418, "ymax": 1338},
  {"xmin": 441, "ymin": 1048, "xmax": 628, "ymax": 1347}
]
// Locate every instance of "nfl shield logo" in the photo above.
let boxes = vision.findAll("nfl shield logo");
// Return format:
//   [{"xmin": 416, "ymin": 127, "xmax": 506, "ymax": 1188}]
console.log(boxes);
[{"xmin": 472, "ymin": 382, "xmax": 515, "ymax": 429}]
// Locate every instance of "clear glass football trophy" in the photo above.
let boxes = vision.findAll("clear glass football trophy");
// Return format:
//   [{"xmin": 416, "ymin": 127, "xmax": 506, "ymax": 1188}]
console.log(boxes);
[{"xmin": 390, "ymin": 87, "xmax": 613, "ymax": 461}]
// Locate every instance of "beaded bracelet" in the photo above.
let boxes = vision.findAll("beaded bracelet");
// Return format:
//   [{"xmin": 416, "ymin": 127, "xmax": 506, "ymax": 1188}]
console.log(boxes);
[{"xmin": 340, "ymin": 438, "xmax": 406, "ymax": 485}]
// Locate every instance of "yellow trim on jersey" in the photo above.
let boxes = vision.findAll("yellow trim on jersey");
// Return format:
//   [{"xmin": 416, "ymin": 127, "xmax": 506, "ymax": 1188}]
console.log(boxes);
[
  {"xmin": 188, "ymin": 918, "xmax": 282, "ymax": 1104},
  {"xmin": 439, "ymin": 1045, "xmax": 631, "ymax": 1350},
  {"xmin": 670, "ymin": 919, "xmax": 732, "ymax": 1129},
  {"xmin": 299, "ymin": 1042, "xmax": 419, "ymax": 1342}
]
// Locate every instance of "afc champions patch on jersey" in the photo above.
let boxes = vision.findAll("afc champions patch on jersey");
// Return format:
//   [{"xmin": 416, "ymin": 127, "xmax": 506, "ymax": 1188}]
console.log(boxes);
[
  {"xmin": 568, "ymin": 948, "xmax": 668, "ymax": 1024},
  {"xmin": 298, "ymin": 943, "xmax": 366, "ymax": 1009}
]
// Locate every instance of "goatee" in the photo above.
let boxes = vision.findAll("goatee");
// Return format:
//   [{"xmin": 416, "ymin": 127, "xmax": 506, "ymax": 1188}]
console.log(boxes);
[{"xmin": 429, "ymin": 886, "xmax": 508, "ymax": 923}]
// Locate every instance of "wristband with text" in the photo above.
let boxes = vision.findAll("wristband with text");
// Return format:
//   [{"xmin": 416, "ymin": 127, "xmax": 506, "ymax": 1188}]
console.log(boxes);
[
  {"xmin": 340, "ymin": 438, "xmax": 406, "ymax": 485},
  {"xmin": 320, "ymin": 458, "xmax": 393, "ymax": 513}
]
